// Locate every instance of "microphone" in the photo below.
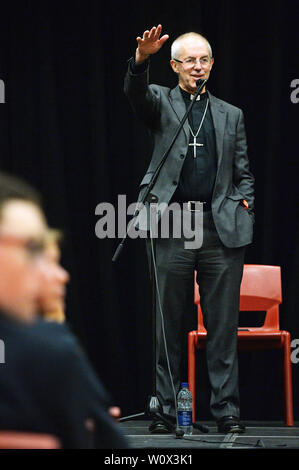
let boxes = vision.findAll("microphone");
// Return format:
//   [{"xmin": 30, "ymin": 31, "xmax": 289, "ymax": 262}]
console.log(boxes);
[
  {"xmin": 191, "ymin": 78, "xmax": 207, "ymax": 102},
  {"xmin": 196, "ymin": 78, "xmax": 206, "ymax": 88},
  {"xmin": 196, "ymin": 78, "xmax": 204, "ymax": 87}
]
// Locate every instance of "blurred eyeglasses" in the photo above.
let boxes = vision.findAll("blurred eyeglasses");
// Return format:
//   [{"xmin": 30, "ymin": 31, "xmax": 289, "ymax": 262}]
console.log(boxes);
[{"xmin": 0, "ymin": 235, "xmax": 47, "ymax": 259}]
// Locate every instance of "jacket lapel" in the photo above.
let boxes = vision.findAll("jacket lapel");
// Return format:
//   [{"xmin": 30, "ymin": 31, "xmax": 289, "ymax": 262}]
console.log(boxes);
[
  {"xmin": 169, "ymin": 85, "xmax": 190, "ymax": 141},
  {"xmin": 208, "ymin": 91, "xmax": 227, "ymax": 170}
]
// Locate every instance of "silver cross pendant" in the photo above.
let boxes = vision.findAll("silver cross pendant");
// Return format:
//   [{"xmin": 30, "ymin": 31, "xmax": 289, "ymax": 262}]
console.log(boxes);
[{"xmin": 189, "ymin": 136, "xmax": 204, "ymax": 158}]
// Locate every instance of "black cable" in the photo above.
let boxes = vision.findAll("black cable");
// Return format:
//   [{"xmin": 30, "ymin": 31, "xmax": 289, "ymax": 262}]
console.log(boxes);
[
  {"xmin": 181, "ymin": 436, "xmax": 290, "ymax": 448},
  {"xmin": 181, "ymin": 436, "xmax": 263, "ymax": 447}
]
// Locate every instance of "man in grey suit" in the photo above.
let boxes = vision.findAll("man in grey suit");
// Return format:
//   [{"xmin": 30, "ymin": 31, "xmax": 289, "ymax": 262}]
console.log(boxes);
[{"xmin": 124, "ymin": 25, "xmax": 255, "ymax": 434}]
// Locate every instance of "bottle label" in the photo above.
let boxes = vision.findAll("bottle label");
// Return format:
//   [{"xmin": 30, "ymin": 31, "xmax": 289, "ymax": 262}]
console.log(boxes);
[{"xmin": 178, "ymin": 411, "xmax": 192, "ymax": 426}]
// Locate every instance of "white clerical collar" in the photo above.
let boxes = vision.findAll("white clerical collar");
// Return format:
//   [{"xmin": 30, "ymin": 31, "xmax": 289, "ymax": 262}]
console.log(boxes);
[
  {"xmin": 191, "ymin": 90, "xmax": 208, "ymax": 101},
  {"xmin": 190, "ymin": 94, "xmax": 201, "ymax": 101}
]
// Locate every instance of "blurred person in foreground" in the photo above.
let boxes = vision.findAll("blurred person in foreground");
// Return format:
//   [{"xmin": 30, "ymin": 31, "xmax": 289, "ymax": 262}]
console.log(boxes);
[
  {"xmin": 36, "ymin": 229, "xmax": 67, "ymax": 324},
  {"xmin": 36, "ymin": 229, "xmax": 122, "ymax": 422},
  {"xmin": 0, "ymin": 171, "xmax": 128, "ymax": 448}
]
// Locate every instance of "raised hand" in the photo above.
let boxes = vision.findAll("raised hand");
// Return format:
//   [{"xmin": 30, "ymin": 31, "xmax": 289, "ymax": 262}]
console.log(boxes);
[{"xmin": 135, "ymin": 24, "xmax": 169, "ymax": 64}]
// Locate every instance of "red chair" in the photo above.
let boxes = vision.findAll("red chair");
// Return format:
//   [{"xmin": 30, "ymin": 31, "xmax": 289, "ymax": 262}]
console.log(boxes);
[
  {"xmin": 0, "ymin": 431, "xmax": 61, "ymax": 449},
  {"xmin": 188, "ymin": 264, "xmax": 294, "ymax": 426}
]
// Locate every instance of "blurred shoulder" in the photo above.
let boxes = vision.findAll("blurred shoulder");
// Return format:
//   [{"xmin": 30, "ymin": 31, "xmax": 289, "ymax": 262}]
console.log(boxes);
[
  {"xmin": 22, "ymin": 319, "xmax": 81, "ymax": 363},
  {"xmin": 149, "ymin": 83, "xmax": 171, "ymax": 98}
]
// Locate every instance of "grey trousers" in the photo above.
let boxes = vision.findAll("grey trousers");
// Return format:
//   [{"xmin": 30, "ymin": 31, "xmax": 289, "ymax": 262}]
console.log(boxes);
[{"xmin": 146, "ymin": 209, "xmax": 246, "ymax": 421}]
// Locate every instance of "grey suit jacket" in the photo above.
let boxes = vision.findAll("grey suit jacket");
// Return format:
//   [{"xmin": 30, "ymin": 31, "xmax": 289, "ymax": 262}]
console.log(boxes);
[{"xmin": 124, "ymin": 61, "xmax": 255, "ymax": 248}]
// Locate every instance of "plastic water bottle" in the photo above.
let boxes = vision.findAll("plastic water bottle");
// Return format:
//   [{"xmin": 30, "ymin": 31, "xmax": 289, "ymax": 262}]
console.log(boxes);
[{"xmin": 177, "ymin": 382, "xmax": 193, "ymax": 435}]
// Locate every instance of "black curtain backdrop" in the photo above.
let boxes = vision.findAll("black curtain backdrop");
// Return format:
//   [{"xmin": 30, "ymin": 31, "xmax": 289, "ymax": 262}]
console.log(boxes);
[{"xmin": 0, "ymin": 0, "xmax": 298, "ymax": 422}]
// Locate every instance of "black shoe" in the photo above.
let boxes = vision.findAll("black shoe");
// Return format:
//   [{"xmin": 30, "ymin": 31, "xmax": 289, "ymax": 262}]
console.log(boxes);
[
  {"xmin": 149, "ymin": 419, "xmax": 173, "ymax": 434},
  {"xmin": 217, "ymin": 416, "xmax": 246, "ymax": 434}
]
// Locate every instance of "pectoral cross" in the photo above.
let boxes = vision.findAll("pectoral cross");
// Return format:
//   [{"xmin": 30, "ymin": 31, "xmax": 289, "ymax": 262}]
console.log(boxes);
[{"xmin": 189, "ymin": 136, "xmax": 204, "ymax": 159}]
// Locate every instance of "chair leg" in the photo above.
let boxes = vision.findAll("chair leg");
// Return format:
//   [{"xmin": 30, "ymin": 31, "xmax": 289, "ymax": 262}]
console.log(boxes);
[
  {"xmin": 282, "ymin": 332, "xmax": 294, "ymax": 426},
  {"xmin": 188, "ymin": 332, "xmax": 197, "ymax": 422}
]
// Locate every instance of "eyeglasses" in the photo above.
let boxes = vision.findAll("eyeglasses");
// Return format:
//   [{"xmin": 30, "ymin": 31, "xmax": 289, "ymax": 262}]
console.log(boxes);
[
  {"xmin": 173, "ymin": 57, "xmax": 211, "ymax": 67},
  {"xmin": 0, "ymin": 235, "xmax": 47, "ymax": 259}
]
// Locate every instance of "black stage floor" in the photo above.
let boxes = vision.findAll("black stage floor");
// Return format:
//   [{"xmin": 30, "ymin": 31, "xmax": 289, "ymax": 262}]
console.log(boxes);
[{"xmin": 120, "ymin": 420, "xmax": 299, "ymax": 450}]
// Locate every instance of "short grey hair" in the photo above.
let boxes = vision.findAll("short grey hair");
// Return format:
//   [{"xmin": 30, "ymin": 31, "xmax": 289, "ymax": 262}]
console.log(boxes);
[{"xmin": 171, "ymin": 32, "xmax": 213, "ymax": 60}]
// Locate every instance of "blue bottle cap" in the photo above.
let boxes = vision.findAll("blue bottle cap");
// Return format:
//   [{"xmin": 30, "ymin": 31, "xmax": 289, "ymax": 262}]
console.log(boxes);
[{"xmin": 181, "ymin": 382, "xmax": 189, "ymax": 388}]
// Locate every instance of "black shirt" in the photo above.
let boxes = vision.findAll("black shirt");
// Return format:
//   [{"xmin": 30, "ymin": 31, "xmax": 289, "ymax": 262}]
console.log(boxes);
[
  {"xmin": 172, "ymin": 88, "xmax": 217, "ymax": 203},
  {"xmin": 0, "ymin": 312, "xmax": 128, "ymax": 449}
]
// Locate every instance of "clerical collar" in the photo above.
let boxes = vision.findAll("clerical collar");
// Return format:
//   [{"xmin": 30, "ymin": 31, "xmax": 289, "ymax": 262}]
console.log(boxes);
[{"xmin": 180, "ymin": 87, "xmax": 208, "ymax": 102}]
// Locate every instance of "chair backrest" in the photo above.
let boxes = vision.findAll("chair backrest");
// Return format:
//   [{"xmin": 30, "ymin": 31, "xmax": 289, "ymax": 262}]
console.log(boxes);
[
  {"xmin": 195, "ymin": 265, "xmax": 282, "ymax": 331},
  {"xmin": 0, "ymin": 431, "xmax": 61, "ymax": 449}
]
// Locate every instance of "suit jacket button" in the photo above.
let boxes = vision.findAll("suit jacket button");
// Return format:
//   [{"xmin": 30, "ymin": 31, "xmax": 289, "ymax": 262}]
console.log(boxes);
[
  {"xmin": 180, "ymin": 154, "xmax": 184, "ymax": 159},
  {"xmin": 173, "ymin": 181, "xmax": 178, "ymax": 186}
]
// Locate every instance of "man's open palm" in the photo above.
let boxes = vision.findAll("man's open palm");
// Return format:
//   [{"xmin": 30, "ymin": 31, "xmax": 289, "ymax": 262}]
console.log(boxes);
[{"xmin": 136, "ymin": 24, "xmax": 169, "ymax": 57}]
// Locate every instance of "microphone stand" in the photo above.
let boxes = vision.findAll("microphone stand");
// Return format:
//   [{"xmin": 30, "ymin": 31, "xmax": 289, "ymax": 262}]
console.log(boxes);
[{"xmin": 114, "ymin": 79, "xmax": 209, "ymax": 435}]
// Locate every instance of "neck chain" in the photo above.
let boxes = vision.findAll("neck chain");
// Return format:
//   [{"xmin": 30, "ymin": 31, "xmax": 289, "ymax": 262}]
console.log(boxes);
[{"xmin": 188, "ymin": 98, "xmax": 209, "ymax": 159}]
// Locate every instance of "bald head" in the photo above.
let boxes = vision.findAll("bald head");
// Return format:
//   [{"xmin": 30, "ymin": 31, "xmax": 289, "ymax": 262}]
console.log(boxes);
[{"xmin": 171, "ymin": 32, "xmax": 213, "ymax": 60}]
